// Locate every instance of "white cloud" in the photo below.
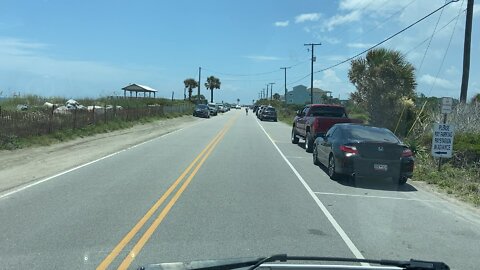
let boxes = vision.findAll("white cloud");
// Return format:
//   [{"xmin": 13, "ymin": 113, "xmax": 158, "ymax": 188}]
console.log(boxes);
[
  {"xmin": 445, "ymin": 65, "xmax": 460, "ymax": 76},
  {"xmin": 324, "ymin": 10, "xmax": 362, "ymax": 31},
  {"xmin": 244, "ymin": 55, "xmax": 282, "ymax": 61},
  {"xmin": 295, "ymin": 13, "xmax": 321, "ymax": 23},
  {"xmin": 0, "ymin": 37, "xmax": 48, "ymax": 56},
  {"xmin": 340, "ymin": 0, "xmax": 407, "ymax": 13},
  {"xmin": 314, "ymin": 34, "xmax": 341, "ymax": 45},
  {"xmin": 347, "ymin": 42, "xmax": 375, "ymax": 49},
  {"xmin": 0, "ymin": 37, "xmax": 162, "ymax": 97},
  {"xmin": 274, "ymin": 20, "xmax": 289, "ymax": 27},
  {"xmin": 314, "ymin": 70, "xmax": 342, "ymax": 89},
  {"xmin": 313, "ymin": 70, "xmax": 354, "ymax": 99},
  {"xmin": 420, "ymin": 74, "xmax": 456, "ymax": 89}
]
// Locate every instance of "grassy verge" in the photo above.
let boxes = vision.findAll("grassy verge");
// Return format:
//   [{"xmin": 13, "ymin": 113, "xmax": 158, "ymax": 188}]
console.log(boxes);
[
  {"xmin": 0, "ymin": 112, "xmax": 188, "ymax": 150},
  {"xmin": 413, "ymin": 154, "xmax": 480, "ymax": 206}
]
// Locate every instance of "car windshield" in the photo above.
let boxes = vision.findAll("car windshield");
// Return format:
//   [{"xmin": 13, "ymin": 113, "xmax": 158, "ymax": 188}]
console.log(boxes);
[
  {"xmin": 342, "ymin": 126, "xmax": 400, "ymax": 143},
  {"xmin": 1, "ymin": 1, "xmax": 478, "ymax": 270}
]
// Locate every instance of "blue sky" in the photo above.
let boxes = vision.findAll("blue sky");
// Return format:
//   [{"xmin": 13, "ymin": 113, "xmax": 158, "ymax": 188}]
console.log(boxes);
[{"xmin": 0, "ymin": 0, "xmax": 478, "ymax": 103}]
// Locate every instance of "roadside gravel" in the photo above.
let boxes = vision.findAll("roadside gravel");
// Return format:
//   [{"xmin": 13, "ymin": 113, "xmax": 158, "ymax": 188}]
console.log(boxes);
[{"xmin": 0, "ymin": 115, "xmax": 201, "ymax": 193}]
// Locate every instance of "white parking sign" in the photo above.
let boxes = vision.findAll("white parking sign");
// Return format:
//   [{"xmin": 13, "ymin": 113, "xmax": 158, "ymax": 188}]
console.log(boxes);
[
  {"xmin": 432, "ymin": 123, "xmax": 454, "ymax": 158},
  {"xmin": 441, "ymin": 97, "xmax": 453, "ymax": 114}
]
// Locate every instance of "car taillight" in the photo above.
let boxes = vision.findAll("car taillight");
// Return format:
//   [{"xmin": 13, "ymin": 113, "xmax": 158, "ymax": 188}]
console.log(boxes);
[
  {"xmin": 340, "ymin": 145, "xmax": 358, "ymax": 157},
  {"xmin": 402, "ymin": 148, "xmax": 413, "ymax": 157}
]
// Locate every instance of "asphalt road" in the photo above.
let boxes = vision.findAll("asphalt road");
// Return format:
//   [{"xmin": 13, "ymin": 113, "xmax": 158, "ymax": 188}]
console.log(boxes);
[{"xmin": 1, "ymin": 109, "xmax": 479, "ymax": 269}]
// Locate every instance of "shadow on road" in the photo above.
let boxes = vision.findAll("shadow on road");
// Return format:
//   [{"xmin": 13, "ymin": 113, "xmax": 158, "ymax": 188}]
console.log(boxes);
[{"xmin": 316, "ymin": 164, "xmax": 417, "ymax": 192}]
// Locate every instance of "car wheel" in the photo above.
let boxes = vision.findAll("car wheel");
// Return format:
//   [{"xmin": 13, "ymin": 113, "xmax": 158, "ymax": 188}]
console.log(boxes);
[
  {"xmin": 313, "ymin": 144, "xmax": 320, "ymax": 165},
  {"xmin": 397, "ymin": 176, "xmax": 408, "ymax": 185},
  {"xmin": 328, "ymin": 155, "xmax": 339, "ymax": 181},
  {"xmin": 291, "ymin": 128, "xmax": 299, "ymax": 144},
  {"xmin": 305, "ymin": 131, "xmax": 313, "ymax": 153}
]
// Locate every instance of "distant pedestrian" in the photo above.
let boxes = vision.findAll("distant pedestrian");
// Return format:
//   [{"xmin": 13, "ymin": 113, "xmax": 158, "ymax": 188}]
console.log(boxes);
[{"xmin": 245, "ymin": 107, "xmax": 249, "ymax": 115}]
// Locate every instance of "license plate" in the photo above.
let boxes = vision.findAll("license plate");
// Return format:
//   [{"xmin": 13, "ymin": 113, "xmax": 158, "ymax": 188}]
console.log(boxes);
[{"xmin": 374, "ymin": 164, "xmax": 388, "ymax": 171}]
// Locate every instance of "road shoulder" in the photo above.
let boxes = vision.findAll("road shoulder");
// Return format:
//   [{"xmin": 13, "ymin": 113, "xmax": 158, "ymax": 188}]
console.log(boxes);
[{"xmin": 0, "ymin": 115, "xmax": 201, "ymax": 193}]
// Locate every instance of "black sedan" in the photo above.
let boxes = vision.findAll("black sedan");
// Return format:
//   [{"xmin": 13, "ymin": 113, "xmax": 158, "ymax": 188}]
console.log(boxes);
[
  {"xmin": 312, "ymin": 123, "xmax": 414, "ymax": 185},
  {"xmin": 193, "ymin": 104, "xmax": 210, "ymax": 118}
]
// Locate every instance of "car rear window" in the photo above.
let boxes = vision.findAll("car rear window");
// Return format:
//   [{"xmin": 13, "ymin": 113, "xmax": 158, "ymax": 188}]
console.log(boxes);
[
  {"xmin": 265, "ymin": 107, "xmax": 276, "ymax": 112},
  {"xmin": 196, "ymin": 105, "xmax": 208, "ymax": 109},
  {"xmin": 343, "ymin": 126, "xmax": 399, "ymax": 143},
  {"xmin": 309, "ymin": 106, "xmax": 346, "ymax": 117}
]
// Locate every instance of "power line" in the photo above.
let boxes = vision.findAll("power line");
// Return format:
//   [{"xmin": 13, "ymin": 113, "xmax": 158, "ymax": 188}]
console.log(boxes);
[
  {"xmin": 287, "ymin": 73, "xmax": 310, "ymax": 87},
  {"xmin": 202, "ymin": 67, "xmax": 280, "ymax": 77},
  {"xmin": 418, "ymin": 0, "xmax": 448, "ymax": 73},
  {"xmin": 404, "ymin": 9, "xmax": 466, "ymax": 56},
  {"xmin": 321, "ymin": 0, "xmax": 417, "ymax": 56},
  {"xmin": 427, "ymin": 0, "xmax": 465, "ymax": 96},
  {"xmin": 285, "ymin": 0, "xmax": 460, "ymax": 88},
  {"xmin": 313, "ymin": 0, "xmax": 460, "ymax": 75}
]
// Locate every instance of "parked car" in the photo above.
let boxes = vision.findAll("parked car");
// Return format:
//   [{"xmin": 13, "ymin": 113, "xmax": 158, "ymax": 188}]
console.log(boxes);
[
  {"xmin": 312, "ymin": 123, "xmax": 414, "ymax": 185},
  {"xmin": 235, "ymin": 105, "xmax": 241, "ymax": 109},
  {"xmin": 193, "ymin": 104, "xmax": 210, "ymax": 118},
  {"xmin": 291, "ymin": 104, "xmax": 360, "ymax": 153},
  {"xmin": 218, "ymin": 104, "xmax": 226, "ymax": 113},
  {"xmin": 207, "ymin": 103, "xmax": 218, "ymax": 116},
  {"xmin": 253, "ymin": 105, "xmax": 259, "ymax": 113},
  {"xmin": 259, "ymin": 106, "xmax": 277, "ymax": 121},
  {"xmin": 256, "ymin": 105, "xmax": 267, "ymax": 118}
]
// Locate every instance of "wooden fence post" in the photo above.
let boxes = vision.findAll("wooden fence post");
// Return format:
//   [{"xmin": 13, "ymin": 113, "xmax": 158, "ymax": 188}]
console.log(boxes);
[
  {"xmin": 49, "ymin": 105, "xmax": 55, "ymax": 133},
  {"xmin": 73, "ymin": 108, "xmax": 77, "ymax": 130},
  {"xmin": 92, "ymin": 106, "xmax": 96, "ymax": 125}
]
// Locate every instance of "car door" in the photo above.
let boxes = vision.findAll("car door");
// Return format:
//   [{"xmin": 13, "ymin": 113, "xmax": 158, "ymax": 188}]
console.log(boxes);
[
  {"xmin": 295, "ymin": 106, "xmax": 309, "ymax": 136},
  {"xmin": 318, "ymin": 126, "xmax": 337, "ymax": 165}
]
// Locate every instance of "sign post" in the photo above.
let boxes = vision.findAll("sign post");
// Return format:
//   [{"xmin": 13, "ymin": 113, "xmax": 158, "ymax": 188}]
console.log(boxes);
[{"xmin": 432, "ymin": 97, "xmax": 455, "ymax": 171}]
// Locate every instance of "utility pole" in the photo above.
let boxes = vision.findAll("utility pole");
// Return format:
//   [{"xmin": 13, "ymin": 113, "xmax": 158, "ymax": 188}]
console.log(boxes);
[
  {"xmin": 198, "ymin": 67, "xmax": 202, "ymax": 103},
  {"xmin": 304, "ymin": 43, "xmax": 321, "ymax": 104},
  {"xmin": 280, "ymin": 67, "xmax": 291, "ymax": 104},
  {"xmin": 269, "ymin": 82, "xmax": 275, "ymax": 100},
  {"xmin": 460, "ymin": 0, "xmax": 474, "ymax": 103},
  {"xmin": 266, "ymin": 84, "xmax": 269, "ymax": 100}
]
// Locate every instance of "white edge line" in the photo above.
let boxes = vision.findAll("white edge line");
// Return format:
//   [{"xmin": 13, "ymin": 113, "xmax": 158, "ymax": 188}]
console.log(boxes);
[
  {"xmin": 0, "ymin": 125, "xmax": 190, "ymax": 200},
  {"xmin": 315, "ymin": 192, "xmax": 443, "ymax": 202},
  {"xmin": 256, "ymin": 119, "xmax": 368, "ymax": 264}
]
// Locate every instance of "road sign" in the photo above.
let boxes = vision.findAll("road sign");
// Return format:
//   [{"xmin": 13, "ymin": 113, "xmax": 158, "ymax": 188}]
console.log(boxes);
[
  {"xmin": 432, "ymin": 123, "xmax": 454, "ymax": 158},
  {"xmin": 441, "ymin": 97, "xmax": 453, "ymax": 114}
]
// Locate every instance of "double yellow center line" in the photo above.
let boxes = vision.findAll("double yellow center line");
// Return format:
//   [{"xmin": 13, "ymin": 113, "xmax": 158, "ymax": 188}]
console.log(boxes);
[{"xmin": 97, "ymin": 116, "xmax": 237, "ymax": 270}]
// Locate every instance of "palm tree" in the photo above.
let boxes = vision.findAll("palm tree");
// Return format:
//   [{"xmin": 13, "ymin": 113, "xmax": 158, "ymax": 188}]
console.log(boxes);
[
  {"xmin": 348, "ymin": 48, "xmax": 416, "ymax": 130},
  {"xmin": 183, "ymin": 78, "xmax": 198, "ymax": 101},
  {"xmin": 204, "ymin": 76, "xmax": 221, "ymax": 103}
]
